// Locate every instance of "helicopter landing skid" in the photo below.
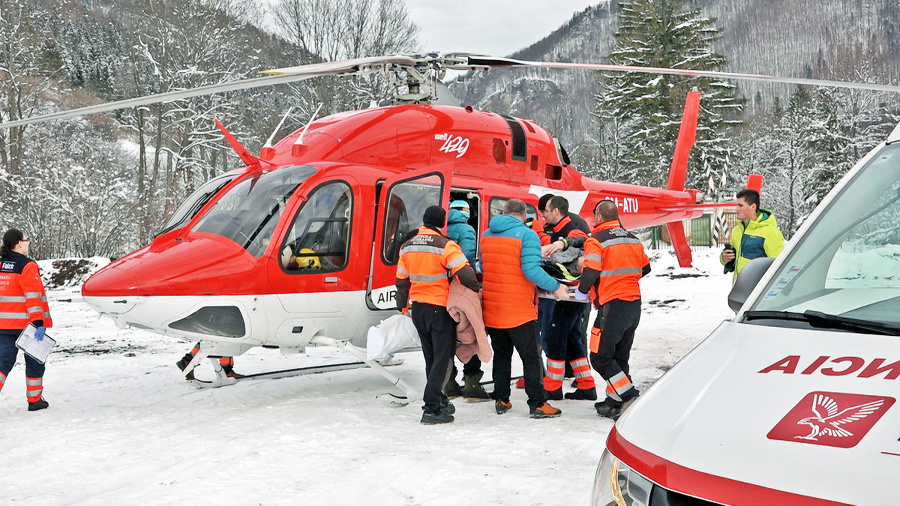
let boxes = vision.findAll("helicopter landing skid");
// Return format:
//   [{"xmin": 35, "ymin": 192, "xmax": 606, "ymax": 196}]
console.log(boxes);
[
  {"xmin": 185, "ymin": 336, "xmax": 420, "ymax": 402},
  {"xmin": 309, "ymin": 335, "xmax": 421, "ymax": 402},
  {"xmin": 186, "ymin": 360, "xmax": 371, "ymax": 389}
]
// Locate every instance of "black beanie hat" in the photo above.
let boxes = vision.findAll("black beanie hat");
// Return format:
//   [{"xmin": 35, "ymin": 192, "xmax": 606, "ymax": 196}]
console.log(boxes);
[{"xmin": 423, "ymin": 205, "xmax": 446, "ymax": 228}]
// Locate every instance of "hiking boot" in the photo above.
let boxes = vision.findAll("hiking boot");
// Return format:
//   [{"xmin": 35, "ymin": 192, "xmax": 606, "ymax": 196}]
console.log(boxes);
[
  {"xmin": 495, "ymin": 400, "xmax": 512, "ymax": 415},
  {"xmin": 421, "ymin": 408, "xmax": 454, "ymax": 424},
  {"xmin": 28, "ymin": 397, "xmax": 49, "ymax": 411},
  {"xmin": 223, "ymin": 366, "xmax": 245, "ymax": 379},
  {"xmin": 441, "ymin": 399, "xmax": 456, "ymax": 415},
  {"xmin": 443, "ymin": 376, "xmax": 463, "ymax": 398},
  {"xmin": 564, "ymin": 387, "xmax": 598, "ymax": 401},
  {"xmin": 462, "ymin": 371, "xmax": 491, "ymax": 402},
  {"xmin": 545, "ymin": 387, "xmax": 563, "ymax": 401},
  {"xmin": 423, "ymin": 400, "xmax": 456, "ymax": 415},
  {"xmin": 175, "ymin": 356, "xmax": 192, "ymax": 371},
  {"xmin": 515, "ymin": 377, "xmax": 526, "ymax": 389},
  {"xmin": 177, "ymin": 356, "xmax": 196, "ymax": 380},
  {"xmin": 595, "ymin": 398, "xmax": 622, "ymax": 419},
  {"xmin": 529, "ymin": 402, "xmax": 562, "ymax": 419},
  {"xmin": 595, "ymin": 396, "xmax": 637, "ymax": 420}
]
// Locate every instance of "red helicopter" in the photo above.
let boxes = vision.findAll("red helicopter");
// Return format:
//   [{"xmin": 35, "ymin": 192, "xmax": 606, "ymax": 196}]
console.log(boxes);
[{"xmin": 5, "ymin": 53, "xmax": 894, "ymax": 393}]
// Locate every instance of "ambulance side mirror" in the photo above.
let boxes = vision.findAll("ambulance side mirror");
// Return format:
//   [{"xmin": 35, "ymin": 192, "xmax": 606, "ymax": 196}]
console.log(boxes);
[{"xmin": 727, "ymin": 257, "xmax": 775, "ymax": 312}]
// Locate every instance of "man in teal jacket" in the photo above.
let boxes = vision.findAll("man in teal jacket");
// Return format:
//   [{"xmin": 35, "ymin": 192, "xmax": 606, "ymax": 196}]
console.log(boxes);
[
  {"xmin": 721, "ymin": 189, "xmax": 784, "ymax": 281},
  {"xmin": 447, "ymin": 200, "xmax": 477, "ymax": 265}
]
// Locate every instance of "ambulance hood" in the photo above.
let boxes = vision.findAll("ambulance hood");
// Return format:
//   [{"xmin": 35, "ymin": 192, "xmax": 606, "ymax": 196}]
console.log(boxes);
[{"xmin": 613, "ymin": 320, "xmax": 900, "ymax": 505}]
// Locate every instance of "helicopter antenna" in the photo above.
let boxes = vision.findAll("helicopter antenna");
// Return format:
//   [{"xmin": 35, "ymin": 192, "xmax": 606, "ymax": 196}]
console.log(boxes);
[
  {"xmin": 295, "ymin": 103, "xmax": 323, "ymax": 146},
  {"xmin": 264, "ymin": 107, "xmax": 294, "ymax": 148}
]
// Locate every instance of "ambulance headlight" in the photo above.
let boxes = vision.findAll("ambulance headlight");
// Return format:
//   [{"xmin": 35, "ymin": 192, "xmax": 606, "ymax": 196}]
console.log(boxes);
[{"xmin": 591, "ymin": 449, "xmax": 653, "ymax": 506}]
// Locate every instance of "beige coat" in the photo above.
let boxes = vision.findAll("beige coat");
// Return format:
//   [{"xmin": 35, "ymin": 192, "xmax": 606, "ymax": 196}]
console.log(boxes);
[{"xmin": 447, "ymin": 280, "xmax": 491, "ymax": 363}]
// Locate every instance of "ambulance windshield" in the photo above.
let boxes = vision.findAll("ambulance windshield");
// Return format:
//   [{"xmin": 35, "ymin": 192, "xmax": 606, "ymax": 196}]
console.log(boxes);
[{"xmin": 750, "ymin": 143, "xmax": 900, "ymax": 327}]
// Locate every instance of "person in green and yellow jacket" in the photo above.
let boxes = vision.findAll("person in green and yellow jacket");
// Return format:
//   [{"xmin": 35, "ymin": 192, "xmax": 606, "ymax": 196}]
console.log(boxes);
[{"xmin": 720, "ymin": 189, "xmax": 784, "ymax": 282}]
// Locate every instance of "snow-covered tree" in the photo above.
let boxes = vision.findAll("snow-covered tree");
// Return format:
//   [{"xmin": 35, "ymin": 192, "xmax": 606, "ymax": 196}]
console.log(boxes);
[
  {"xmin": 593, "ymin": 0, "xmax": 743, "ymax": 189},
  {"xmin": 269, "ymin": 0, "xmax": 420, "ymax": 113}
]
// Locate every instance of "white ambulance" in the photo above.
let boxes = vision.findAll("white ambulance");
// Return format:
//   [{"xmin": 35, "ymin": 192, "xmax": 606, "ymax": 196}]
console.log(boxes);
[{"xmin": 592, "ymin": 124, "xmax": 900, "ymax": 505}]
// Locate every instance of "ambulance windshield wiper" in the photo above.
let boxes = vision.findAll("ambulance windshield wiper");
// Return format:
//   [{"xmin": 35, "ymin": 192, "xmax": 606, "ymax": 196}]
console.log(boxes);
[{"xmin": 744, "ymin": 310, "xmax": 900, "ymax": 336}]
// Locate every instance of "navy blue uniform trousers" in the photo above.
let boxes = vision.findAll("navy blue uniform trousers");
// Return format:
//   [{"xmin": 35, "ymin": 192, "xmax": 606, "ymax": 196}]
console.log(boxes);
[{"xmin": 0, "ymin": 329, "xmax": 45, "ymax": 379}]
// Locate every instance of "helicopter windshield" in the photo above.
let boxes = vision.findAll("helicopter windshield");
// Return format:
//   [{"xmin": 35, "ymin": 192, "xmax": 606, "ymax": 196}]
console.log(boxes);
[
  {"xmin": 158, "ymin": 172, "xmax": 239, "ymax": 236},
  {"xmin": 747, "ymin": 143, "xmax": 900, "ymax": 327},
  {"xmin": 192, "ymin": 165, "xmax": 317, "ymax": 256}
]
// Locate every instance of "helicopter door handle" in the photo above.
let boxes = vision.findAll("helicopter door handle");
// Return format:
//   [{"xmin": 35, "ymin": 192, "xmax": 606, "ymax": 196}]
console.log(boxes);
[
  {"xmin": 113, "ymin": 300, "xmax": 128, "ymax": 304},
  {"xmin": 324, "ymin": 277, "xmax": 338, "ymax": 283}
]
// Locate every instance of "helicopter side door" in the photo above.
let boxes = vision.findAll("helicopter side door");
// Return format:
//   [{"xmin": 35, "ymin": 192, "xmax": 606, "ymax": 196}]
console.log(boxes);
[{"xmin": 367, "ymin": 168, "xmax": 451, "ymax": 310}]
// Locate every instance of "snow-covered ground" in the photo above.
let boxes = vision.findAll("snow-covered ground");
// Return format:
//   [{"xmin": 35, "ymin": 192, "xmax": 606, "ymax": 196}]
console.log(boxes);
[{"xmin": 2, "ymin": 249, "xmax": 734, "ymax": 505}]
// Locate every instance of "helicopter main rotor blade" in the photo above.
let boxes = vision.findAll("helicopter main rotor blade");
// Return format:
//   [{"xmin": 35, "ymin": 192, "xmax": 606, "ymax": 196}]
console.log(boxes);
[
  {"xmin": 259, "ymin": 54, "xmax": 415, "ymax": 76},
  {"xmin": 6, "ymin": 50, "xmax": 900, "ymax": 132},
  {"xmin": 467, "ymin": 56, "xmax": 900, "ymax": 94},
  {"xmin": 0, "ymin": 55, "xmax": 416, "ymax": 131}
]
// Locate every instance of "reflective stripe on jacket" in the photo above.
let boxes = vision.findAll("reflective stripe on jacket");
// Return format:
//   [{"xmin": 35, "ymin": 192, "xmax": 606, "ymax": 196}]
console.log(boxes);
[
  {"xmin": 0, "ymin": 252, "xmax": 53, "ymax": 330},
  {"xmin": 579, "ymin": 220, "xmax": 650, "ymax": 307},
  {"xmin": 481, "ymin": 214, "xmax": 559, "ymax": 329},
  {"xmin": 395, "ymin": 226, "xmax": 470, "ymax": 308}
]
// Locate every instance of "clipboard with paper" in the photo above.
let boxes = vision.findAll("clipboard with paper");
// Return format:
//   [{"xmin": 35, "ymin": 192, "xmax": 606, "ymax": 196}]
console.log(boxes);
[{"xmin": 15, "ymin": 323, "xmax": 56, "ymax": 364}]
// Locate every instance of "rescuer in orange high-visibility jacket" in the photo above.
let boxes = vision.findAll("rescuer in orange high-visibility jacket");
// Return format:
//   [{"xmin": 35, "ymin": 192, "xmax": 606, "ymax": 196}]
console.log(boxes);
[
  {"xmin": 396, "ymin": 206, "xmax": 480, "ymax": 425},
  {"xmin": 0, "ymin": 229, "xmax": 52, "ymax": 411},
  {"xmin": 576, "ymin": 200, "xmax": 650, "ymax": 420}
]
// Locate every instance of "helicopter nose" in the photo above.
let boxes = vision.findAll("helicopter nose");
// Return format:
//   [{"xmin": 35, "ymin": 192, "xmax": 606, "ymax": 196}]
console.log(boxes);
[{"xmin": 82, "ymin": 263, "xmax": 139, "ymax": 314}]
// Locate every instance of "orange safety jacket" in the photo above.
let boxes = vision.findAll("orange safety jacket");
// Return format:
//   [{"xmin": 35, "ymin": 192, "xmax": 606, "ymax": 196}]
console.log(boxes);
[
  {"xmin": 546, "ymin": 215, "xmax": 589, "ymax": 245},
  {"xmin": 578, "ymin": 220, "xmax": 650, "ymax": 307},
  {"xmin": 0, "ymin": 253, "xmax": 53, "ymax": 330},
  {"xmin": 481, "ymin": 214, "xmax": 559, "ymax": 329},
  {"xmin": 395, "ymin": 226, "xmax": 471, "ymax": 309},
  {"xmin": 531, "ymin": 216, "xmax": 550, "ymax": 246}
]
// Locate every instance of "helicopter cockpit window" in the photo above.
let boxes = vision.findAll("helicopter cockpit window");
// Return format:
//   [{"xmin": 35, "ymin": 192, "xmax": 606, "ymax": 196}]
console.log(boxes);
[
  {"xmin": 382, "ymin": 176, "xmax": 443, "ymax": 265},
  {"xmin": 192, "ymin": 165, "xmax": 316, "ymax": 257},
  {"xmin": 158, "ymin": 173, "xmax": 238, "ymax": 236},
  {"xmin": 280, "ymin": 181, "xmax": 352, "ymax": 273}
]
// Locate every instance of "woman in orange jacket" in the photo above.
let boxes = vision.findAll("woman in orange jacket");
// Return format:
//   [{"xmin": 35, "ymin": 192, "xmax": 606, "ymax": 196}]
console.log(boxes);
[{"xmin": 0, "ymin": 229, "xmax": 52, "ymax": 411}]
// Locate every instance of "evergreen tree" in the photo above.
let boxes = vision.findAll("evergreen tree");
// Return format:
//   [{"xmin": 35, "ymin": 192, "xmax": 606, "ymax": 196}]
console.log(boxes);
[
  {"xmin": 594, "ymin": 0, "xmax": 743, "ymax": 189},
  {"xmin": 758, "ymin": 86, "xmax": 817, "ymax": 236}
]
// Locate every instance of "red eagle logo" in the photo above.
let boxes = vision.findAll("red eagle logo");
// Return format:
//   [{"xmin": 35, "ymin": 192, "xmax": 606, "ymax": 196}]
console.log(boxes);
[
  {"xmin": 768, "ymin": 391, "xmax": 894, "ymax": 448},
  {"xmin": 795, "ymin": 394, "xmax": 884, "ymax": 440}
]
